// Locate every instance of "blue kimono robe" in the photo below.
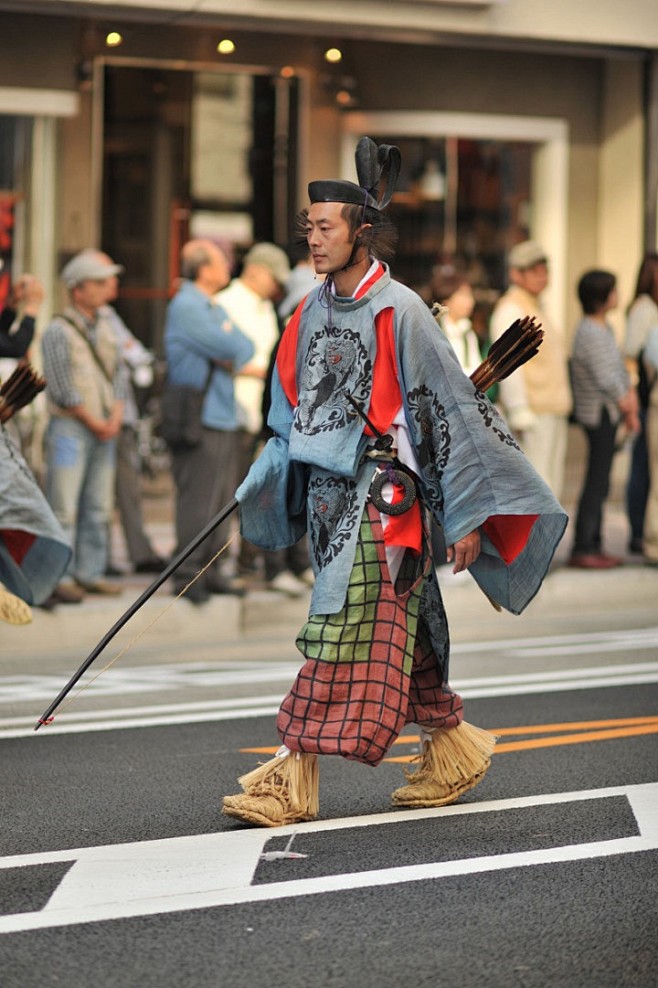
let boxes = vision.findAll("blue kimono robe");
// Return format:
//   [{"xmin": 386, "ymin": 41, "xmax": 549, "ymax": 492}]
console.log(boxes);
[{"xmin": 237, "ymin": 264, "xmax": 567, "ymax": 619}]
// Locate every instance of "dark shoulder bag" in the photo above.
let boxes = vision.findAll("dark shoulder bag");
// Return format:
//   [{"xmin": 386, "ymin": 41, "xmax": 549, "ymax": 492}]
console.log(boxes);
[{"xmin": 159, "ymin": 364, "xmax": 213, "ymax": 449}]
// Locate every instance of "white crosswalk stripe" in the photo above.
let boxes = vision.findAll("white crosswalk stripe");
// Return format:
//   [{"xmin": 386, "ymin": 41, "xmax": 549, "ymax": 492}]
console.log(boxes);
[{"xmin": 0, "ymin": 783, "xmax": 655, "ymax": 934}]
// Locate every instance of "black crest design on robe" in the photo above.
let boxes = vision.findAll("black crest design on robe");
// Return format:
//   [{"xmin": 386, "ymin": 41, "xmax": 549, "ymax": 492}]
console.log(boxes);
[
  {"xmin": 474, "ymin": 391, "xmax": 520, "ymax": 449},
  {"xmin": 295, "ymin": 326, "xmax": 372, "ymax": 434},
  {"xmin": 405, "ymin": 385, "xmax": 451, "ymax": 511},
  {"xmin": 308, "ymin": 476, "xmax": 360, "ymax": 567}
]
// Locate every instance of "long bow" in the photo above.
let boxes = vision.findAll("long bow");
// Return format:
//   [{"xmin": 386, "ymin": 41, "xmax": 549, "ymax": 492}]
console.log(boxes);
[
  {"xmin": 34, "ymin": 314, "xmax": 543, "ymax": 728},
  {"xmin": 34, "ymin": 497, "xmax": 238, "ymax": 730}
]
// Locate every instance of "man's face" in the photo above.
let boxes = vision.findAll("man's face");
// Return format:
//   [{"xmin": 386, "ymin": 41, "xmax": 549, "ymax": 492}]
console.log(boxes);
[
  {"xmin": 515, "ymin": 261, "xmax": 549, "ymax": 297},
  {"xmin": 74, "ymin": 278, "xmax": 113, "ymax": 314},
  {"xmin": 102, "ymin": 274, "xmax": 119, "ymax": 304},
  {"xmin": 306, "ymin": 202, "xmax": 357, "ymax": 275}
]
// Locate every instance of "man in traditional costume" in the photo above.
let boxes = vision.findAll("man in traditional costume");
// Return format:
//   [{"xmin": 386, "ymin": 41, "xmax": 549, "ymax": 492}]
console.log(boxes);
[{"xmin": 223, "ymin": 138, "xmax": 567, "ymax": 828}]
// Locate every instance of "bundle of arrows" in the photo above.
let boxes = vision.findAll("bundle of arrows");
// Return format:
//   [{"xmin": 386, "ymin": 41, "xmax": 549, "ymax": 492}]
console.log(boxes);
[
  {"xmin": 0, "ymin": 359, "xmax": 46, "ymax": 423},
  {"xmin": 470, "ymin": 315, "xmax": 544, "ymax": 392},
  {"xmin": 431, "ymin": 305, "xmax": 544, "ymax": 393}
]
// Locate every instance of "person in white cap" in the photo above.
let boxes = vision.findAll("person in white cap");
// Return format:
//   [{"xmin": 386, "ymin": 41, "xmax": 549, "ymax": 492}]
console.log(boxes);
[
  {"xmin": 40, "ymin": 248, "xmax": 127, "ymax": 601},
  {"xmin": 215, "ymin": 241, "xmax": 309, "ymax": 596},
  {"xmin": 490, "ymin": 240, "xmax": 572, "ymax": 499}
]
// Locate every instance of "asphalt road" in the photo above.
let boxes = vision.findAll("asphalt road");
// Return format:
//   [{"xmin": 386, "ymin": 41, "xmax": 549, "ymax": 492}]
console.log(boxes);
[{"xmin": 1, "ymin": 621, "xmax": 657, "ymax": 988}]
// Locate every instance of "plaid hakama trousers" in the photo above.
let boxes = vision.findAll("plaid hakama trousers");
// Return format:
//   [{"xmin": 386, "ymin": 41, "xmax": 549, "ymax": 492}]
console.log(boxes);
[{"xmin": 277, "ymin": 502, "xmax": 463, "ymax": 766}]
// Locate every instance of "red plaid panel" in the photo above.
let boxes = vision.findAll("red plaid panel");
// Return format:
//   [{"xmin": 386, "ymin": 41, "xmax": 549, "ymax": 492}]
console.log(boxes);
[{"xmin": 277, "ymin": 502, "xmax": 462, "ymax": 766}]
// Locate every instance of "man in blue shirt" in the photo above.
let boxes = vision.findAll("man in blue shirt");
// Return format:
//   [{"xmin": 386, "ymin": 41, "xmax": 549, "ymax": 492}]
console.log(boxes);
[{"xmin": 164, "ymin": 239, "xmax": 254, "ymax": 603}]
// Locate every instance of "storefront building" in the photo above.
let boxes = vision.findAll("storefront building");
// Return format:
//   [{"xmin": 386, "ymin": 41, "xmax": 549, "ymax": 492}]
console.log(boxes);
[{"xmin": 0, "ymin": 0, "xmax": 656, "ymax": 350}]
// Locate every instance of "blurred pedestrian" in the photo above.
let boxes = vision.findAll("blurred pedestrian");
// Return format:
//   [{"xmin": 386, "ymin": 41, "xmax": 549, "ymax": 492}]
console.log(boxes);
[
  {"xmin": 216, "ymin": 242, "xmax": 309, "ymax": 596},
  {"xmin": 640, "ymin": 325, "xmax": 658, "ymax": 566},
  {"xmin": 623, "ymin": 252, "xmax": 658, "ymax": 554},
  {"xmin": 490, "ymin": 240, "xmax": 571, "ymax": 498},
  {"xmin": 92, "ymin": 251, "xmax": 167, "ymax": 575},
  {"xmin": 568, "ymin": 269, "xmax": 640, "ymax": 569},
  {"xmin": 41, "ymin": 249, "xmax": 126, "ymax": 602},
  {"xmin": 277, "ymin": 243, "xmax": 319, "ymax": 323},
  {"xmin": 253, "ymin": 243, "xmax": 317, "ymax": 594},
  {"xmin": 430, "ymin": 262, "xmax": 481, "ymax": 376},
  {"xmin": 163, "ymin": 239, "xmax": 254, "ymax": 603}
]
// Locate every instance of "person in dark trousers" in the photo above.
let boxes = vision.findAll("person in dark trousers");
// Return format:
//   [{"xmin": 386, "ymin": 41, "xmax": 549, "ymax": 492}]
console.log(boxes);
[
  {"xmin": 163, "ymin": 240, "xmax": 254, "ymax": 604},
  {"xmin": 623, "ymin": 252, "xmax": 658, "ymax": 553},
  {"xmin": 568, "ymin": 269, "xmax": 640, "ymax": 569}
]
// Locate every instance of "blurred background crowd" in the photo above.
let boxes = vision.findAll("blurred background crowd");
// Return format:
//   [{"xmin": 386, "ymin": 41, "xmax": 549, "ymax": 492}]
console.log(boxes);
[{"xmin": 1, "ymin": 230, "xmax": 657, "ymax": 625}]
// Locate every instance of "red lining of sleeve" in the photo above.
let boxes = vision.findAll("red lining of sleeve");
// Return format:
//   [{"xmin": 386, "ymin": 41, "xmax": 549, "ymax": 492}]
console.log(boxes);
[
  {"xmin": 1, "ymin": 530, "xmax": 36, "ymax": 565},
  {"xmin": 482, "ymin": 515, "xmax": 539, "ymax": 565}
]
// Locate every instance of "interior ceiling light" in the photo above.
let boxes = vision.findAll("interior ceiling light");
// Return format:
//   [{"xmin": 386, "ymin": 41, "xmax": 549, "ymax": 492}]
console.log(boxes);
[
  {"xmin": 105, "ymin": 31, "xmax": 123, "ymax": 48},
  {"xmin": 217, "ymin": 39, "xmax": 236, "ymax": 55},
  {"xmin": 324, "ymin": 48, "xmax": 342, "ymax": 63}
]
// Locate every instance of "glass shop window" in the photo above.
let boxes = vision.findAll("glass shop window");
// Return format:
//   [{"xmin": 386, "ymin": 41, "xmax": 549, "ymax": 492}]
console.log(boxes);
[{"xmin": 382, "ymin": 135, "xmax": 533, "ymax": 301}]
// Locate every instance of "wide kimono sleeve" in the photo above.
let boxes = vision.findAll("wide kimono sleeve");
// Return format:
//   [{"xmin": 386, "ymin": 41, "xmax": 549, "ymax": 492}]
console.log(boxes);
[
  {"xmin": 0, "ymin": 426, "xmax": 72, "ymax": 604},
  {"xmin": 235, "ymin": 361, "xmax": 308, "ymax": 551},
  {"xmin": 395, "ymin": 293, "xmax": 568, "ymax": 615}
]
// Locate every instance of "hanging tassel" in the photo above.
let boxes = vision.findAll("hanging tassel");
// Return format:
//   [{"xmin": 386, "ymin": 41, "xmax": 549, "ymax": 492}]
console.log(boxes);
[
  {"xmin": 391, "ymin": 721, "xmax": 498, "ymax": 808},
  {"xmin": 223, "ymin": 746, "xmax": 319, "ymax": 828}
]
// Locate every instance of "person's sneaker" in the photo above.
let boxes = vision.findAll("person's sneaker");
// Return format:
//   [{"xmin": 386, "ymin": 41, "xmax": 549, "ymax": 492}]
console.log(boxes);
[
  {"xmin": 50, "ymin": 583, "xmax": 86, "ymax": 604},
  {"xmin": 267, "ymin": 570, "xmax": 307, "ymax": 598},
  {"xmin": 75, "ymin": 577, "xmax": 122, "ymax": 596}
]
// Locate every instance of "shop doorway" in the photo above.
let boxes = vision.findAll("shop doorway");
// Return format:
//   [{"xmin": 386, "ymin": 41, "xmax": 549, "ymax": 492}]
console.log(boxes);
[
  {"xmin": 100, "ymin": 62, "xmax": 300, "ymax": 351},
  {"xmin": 342, "ymin": 111, "xmax": 568, "ymax": 329}
]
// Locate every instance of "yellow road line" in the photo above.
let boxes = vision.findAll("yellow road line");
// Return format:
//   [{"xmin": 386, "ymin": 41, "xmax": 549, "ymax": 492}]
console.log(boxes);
[{"xmin": 240, "ymin": 716, "xmax": 658, "ymax": 758}]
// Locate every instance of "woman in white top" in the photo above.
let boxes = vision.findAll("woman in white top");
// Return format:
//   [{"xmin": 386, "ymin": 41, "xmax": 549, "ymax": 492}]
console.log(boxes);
[
  {"xmin": 429, "ymin": 263, "xmax": 482, "ymax": 377},
  {"xmin": 624, "ymin": 252, "xmax": 658, "ymax": 553}
]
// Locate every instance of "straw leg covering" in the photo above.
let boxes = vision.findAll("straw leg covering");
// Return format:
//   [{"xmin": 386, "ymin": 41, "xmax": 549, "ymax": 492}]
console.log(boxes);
[
  {"xmin": 0, "ymin": 586, "xmax": 32, "ymax": 625},
  {"xmin": 222, "ymin": 746, "xmax": 319, "ymax": 828},
  {"xmin": 391, "ymin": 721, "xmax": 497, "ymax": 808}
]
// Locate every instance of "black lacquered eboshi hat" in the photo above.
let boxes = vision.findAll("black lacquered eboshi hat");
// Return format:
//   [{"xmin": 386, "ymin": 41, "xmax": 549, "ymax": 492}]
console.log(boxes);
[{"xmin": 308, "ymin": 136, "xmax": 401, "ymax": 212}]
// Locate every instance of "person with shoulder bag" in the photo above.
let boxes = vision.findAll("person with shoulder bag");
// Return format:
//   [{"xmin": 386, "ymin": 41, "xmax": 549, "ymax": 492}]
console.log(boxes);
[{"xmin": 163, "ymin": 239, "xmax": 254, "ymax": 603}]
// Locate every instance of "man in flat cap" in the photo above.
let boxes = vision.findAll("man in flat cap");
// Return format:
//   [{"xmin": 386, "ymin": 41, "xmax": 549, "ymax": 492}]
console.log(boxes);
[
  {"xmin": 222, "ymin": 140, "xmax": 567, "ymax": 828},
  {"xmin": 490, "ymin": 240, "xmax": 572, "ymax": 498},
  {"xmin": 41, "ymin": 249, "xmax": 127, "ymax": 602}
]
